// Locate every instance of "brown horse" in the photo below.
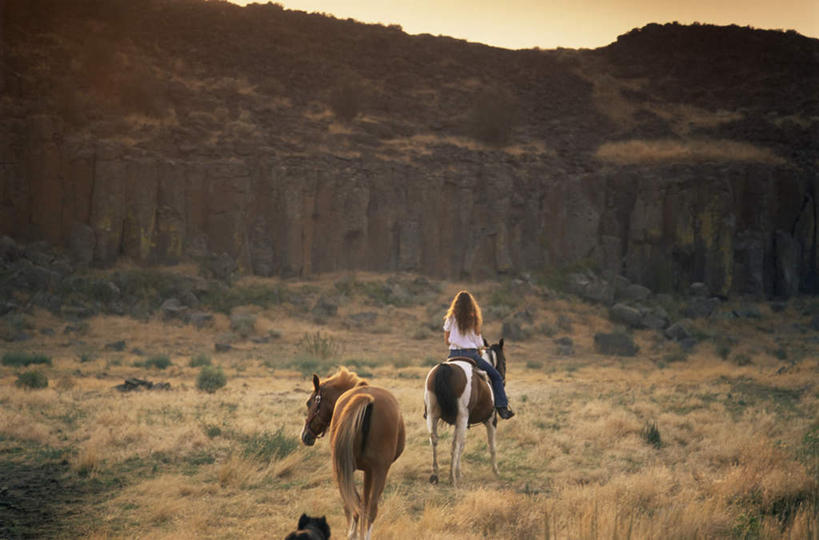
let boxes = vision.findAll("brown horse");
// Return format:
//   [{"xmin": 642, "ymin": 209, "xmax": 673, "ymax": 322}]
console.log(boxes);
[
  {"xmin": 300, "ymin": 367, "xmax": 405, "ymax": 540},
  {"xmin": 423, "ymin": 339, "xmax": 507, "ymax": 488}
]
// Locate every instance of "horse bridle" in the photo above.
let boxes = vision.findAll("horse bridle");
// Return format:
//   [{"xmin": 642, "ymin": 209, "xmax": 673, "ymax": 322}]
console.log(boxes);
[{"xmin": 304, "ymin": 391, "xmax": 332, "ymax": 439}]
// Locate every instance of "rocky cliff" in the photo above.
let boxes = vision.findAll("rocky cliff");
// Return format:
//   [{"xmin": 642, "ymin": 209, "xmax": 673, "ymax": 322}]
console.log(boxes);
[{"xmin": 2, "ymin": 0, "xmax": 817, "ymax": 297}]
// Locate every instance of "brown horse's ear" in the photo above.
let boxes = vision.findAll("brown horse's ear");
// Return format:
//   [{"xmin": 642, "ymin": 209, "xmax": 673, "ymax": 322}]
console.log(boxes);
[
  {"xmin": 312, "ymin": 374, "xmax": 320, "ymax": 392},
  {"xmin": 499, "ymin": 338, "xmax": 504, "ymax": 348}
]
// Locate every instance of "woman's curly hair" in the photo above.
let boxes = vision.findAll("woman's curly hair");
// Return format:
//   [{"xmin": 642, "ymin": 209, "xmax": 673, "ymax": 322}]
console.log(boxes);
[{"xmin": 444, "ymin": 290, "xmax": 482, "ymax": 334}]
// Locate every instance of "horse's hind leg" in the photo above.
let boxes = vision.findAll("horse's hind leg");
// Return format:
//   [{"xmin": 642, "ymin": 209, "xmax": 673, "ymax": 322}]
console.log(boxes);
[
  {"xmin": 485, "ymin": 416, "xmax": 499, "ymax": 477},
  {"xmin": 427, "ymin": 414, "xmax": 440, "ymax": 484},
  {"xmin": 343, "ymin": 490, "xmax": 362, "ymax": 540},
  {"xmin": 360, "ymin": 468, "xmax": 387, "ymax": 540},
  {"xmin": 344, "ymin": 507, "xmax": 358, "ymax": 540}
]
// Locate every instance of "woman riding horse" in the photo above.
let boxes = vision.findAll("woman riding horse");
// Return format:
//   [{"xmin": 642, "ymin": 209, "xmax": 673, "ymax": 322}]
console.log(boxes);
[{"xmin": 443, "ymin": 290, "xmax": 514, "ymax": 419}]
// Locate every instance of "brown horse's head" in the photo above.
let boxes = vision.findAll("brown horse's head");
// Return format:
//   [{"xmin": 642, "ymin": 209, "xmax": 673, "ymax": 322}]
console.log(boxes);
[
  {"xmin": 301, "ymin": 374, "xmax": 331, "ymax": 446},
  {"xmin": 300, "ymin": 368, "xmax": 367, "ymax": 446},
  {"xmin": 485, "ymin": 338, "xmax": 507, "ymax": 382}
]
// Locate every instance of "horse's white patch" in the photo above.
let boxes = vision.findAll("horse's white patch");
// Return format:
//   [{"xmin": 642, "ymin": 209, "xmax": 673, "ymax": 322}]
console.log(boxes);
[{"xmin": 447, "ymin": 360, "xmax": 473, "ymax": 408}]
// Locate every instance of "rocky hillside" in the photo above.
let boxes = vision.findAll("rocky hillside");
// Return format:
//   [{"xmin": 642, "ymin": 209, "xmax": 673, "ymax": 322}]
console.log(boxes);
[{"xmin": 1, "ymin": 0, "xmax": 818, "ymax": 298}]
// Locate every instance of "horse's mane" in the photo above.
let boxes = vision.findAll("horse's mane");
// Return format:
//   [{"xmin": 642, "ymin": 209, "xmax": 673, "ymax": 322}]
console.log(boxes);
[{"xmin": 326, "ymin": 366, "xmax": 368, "ymax": 391}]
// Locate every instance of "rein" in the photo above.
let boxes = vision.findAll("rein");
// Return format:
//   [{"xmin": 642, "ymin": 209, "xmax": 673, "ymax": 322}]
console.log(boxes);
[{"xmin": 304, "ymin": 392, "xmax": 331, "ymax": 439}]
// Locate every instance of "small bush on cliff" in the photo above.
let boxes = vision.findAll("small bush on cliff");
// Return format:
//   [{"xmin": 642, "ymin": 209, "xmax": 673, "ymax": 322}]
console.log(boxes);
[
  {"xmin": 467, "ymin": 89, "xmax": 517, "ymax": 147},
  {"xmin": 329, "ymin": 79, "xmax": 362, "ymax": 122}
]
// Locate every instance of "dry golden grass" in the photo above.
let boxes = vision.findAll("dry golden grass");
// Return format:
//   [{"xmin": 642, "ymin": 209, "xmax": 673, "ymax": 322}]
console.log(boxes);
[
  {"xmin": 595, "ymin": 138, "xmax": 785, "ymax": 165},
  {"xmin": 1, "ymin": 272, "xmax": 817, "ymax": 539}
]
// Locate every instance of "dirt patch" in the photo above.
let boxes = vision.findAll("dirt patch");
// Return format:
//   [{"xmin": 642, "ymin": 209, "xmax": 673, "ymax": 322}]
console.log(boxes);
[{"xmin": 0, "ymin": 450, "xmax": 111, "ymax": 539}]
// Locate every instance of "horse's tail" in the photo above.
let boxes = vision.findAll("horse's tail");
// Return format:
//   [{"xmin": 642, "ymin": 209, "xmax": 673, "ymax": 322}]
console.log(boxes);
[
  {"xmin": 331, "ymin": 392, "xmax": 374, "ymax": 518},
  {"xmin": 433, "ymin": 363, "xmax": 459, "ymax": 424}
]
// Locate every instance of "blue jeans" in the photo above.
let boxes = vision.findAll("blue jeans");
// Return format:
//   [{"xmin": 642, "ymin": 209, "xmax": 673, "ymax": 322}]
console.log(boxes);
[{"xmin": 447, "ymin": 349, "xmax": 508, "ymax": 408}]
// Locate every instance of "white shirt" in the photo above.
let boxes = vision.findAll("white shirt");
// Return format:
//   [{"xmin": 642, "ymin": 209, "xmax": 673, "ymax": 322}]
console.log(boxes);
[{"xmin": 443, "ymin": 315, "xmax": 484, "ymax": 349}]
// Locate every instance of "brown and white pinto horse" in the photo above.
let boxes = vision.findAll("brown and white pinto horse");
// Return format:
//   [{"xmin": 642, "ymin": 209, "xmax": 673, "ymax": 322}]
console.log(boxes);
[
  {"xmin": 300, "ymin": 367, "xmax": 405, "ymax": 540},
  {"xmin": 424, "ymin": 339, "xmax": 507, "ymax": 488}
]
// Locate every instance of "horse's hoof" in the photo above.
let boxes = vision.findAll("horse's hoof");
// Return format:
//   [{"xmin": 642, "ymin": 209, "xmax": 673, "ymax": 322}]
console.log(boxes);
[{"xmin": 429, "ymin": 474, "xmax": 438, "ymax": 484}]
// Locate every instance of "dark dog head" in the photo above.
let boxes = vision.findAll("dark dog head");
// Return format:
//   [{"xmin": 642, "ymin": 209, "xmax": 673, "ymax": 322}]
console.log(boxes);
[{"xmin": 284, "ymin": 513, "xmax": 330, "ymax": 540}]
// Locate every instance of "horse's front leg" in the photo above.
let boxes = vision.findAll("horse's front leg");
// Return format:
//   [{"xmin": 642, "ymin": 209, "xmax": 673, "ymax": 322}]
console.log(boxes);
[
  {"xmin": 427, "ymin": 412, "xmax": 440, "ymax": 484},
  {"xmin": 450, "ymin": 413, "xmax": 468, "ymax": 488},
  {"xmin": 485, "ymin": 415, "xmax": 499, "ymax": 477}
]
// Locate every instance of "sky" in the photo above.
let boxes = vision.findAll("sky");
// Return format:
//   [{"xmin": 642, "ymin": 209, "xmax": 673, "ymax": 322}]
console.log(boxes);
[{"xmin": 230, "ymin": 0, "xmax": 818, "ymax": 49}]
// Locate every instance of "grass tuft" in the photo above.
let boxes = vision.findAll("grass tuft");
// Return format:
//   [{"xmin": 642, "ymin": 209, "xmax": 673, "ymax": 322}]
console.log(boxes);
[
  {"xmin": 641, "ymin": 421, "xmax": 662, "ymax": 449},
  {"xmin": 15, "ymin": 370, "xmax": 49, "ymax": 389},
  {"xmin": 242, "ymin": 427, "xmax": 299, "ymax": 461}
]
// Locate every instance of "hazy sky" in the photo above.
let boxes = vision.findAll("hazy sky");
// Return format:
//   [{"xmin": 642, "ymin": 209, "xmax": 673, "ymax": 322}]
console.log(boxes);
[{"xmin": 230, "ymin": 0, "xmax": 818, "ymax": 49}]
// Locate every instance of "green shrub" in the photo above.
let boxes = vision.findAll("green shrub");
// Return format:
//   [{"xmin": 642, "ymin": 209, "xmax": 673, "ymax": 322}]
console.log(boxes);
[
  {"xmin": 715, "ymin": 341, "xmax": 732, "ymax": 360},
  {"xmin": 203, "ymin": 424, "xmax": 222, "ymax": 439},
  {"xmin": 201, "ymin": 284, "xmax": 286, "ymax": 314},
  {"xmin": 298, "ymin": 331, "xmax": 342, "ymax": 359},
  {"xmin": 197, "ymin": 365, "xmax": 227, "ymax": 393},
  {"xmin": 190, "ymin": 353, "xmax": 212, "ymax": 368},
  {"xmin": 140, "ymin": 355, "xmax": 172, "ymax": 370},
  {"xmin": 243, "ymin": 426, "xmax": 299, "ymax": 461},
  {"xmin": 772, "ymin": 347, "xmax": 788, "ymax": 361},
  {"xmin": 15, "ymin": 370, "xmax": 49, "ymax": 389},
  {"xmin": 2, "ymin": 352, "xmax": 52, "ymax": 367},
  {"xmin": 733, "ymin": 353, "xmax": 753, "ymax": 366},
  {"xmin": 78, "ymin": 350, "xmax": 97, "ymax": 363}
]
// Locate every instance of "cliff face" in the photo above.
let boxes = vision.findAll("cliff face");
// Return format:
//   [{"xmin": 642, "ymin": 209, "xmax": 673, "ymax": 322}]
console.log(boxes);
[{"xmin": 2, "ymin": 1, "xmax": 817, "ymax": 297}]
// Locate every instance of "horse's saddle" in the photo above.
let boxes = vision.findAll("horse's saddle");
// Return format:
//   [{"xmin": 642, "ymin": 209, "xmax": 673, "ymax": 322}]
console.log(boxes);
[
  {"xmin": 446, "ymin": 356, "xmax": 478, "ymax": 367},
  {"xmin": 445, "ymin": 357, "xmax": 490, "ymax": 383}
]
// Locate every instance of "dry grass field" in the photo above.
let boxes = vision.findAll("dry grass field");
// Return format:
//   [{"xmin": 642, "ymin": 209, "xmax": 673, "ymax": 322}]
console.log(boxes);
[{"xmin": 1, "ymin": 270, "xmax": 817, "ymax": 539}]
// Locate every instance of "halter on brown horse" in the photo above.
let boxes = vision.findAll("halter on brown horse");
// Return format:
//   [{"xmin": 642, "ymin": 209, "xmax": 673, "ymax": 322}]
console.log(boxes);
[
  {"xmin": 300, "ymin": 367, "xmax": 405, "ymax": 540},
  {"xmin": 423, "ymin": 339, "xmax": 507, "ymax": 488}
]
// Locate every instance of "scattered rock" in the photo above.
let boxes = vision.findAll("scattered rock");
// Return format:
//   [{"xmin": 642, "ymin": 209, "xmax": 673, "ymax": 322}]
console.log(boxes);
[
  {"xmin": 312, "ymin": 296, "xmax": 338, "ymax": 318},
  {"xmin": 610, "ymin": 303, "xmax": 644, "ymax": 328},
  {"xmin": 187, "ymin": 311, "xmax": 214, "ymax": 329},
  {"xmin": 683, "ymin": 297, "xmax": 720, "ymax": 319},
  {"xmin": 620, "ymin": 284, "xmax": 652, "ymax": 302},
  {"xmin": 160, "ymin": 297, "xmax": 188, "ymax": 320},
  {"xmin": 202, "ymin": 252, "xmax": 237, "ymax": 283},
  {"xmin": 214, "ymin": 342, "xmax": 232, "ymax": 353},
  {"xmin": 68, "ymin": 223, "xmax": 96, "ymax": 267},
  {"xmin": 0, "ymin": 235, "xmax": 19, "ymax": 262},
  {"xmin": 105, "ymin": 340, "xmax": 126, "ymax": 351},
  {"xmin": 554, "ymin": 336, "xmax": 574, "ymax": 356},
  {"xmin": 688, "ymin": 282, "xmax": 709, "ymax": 297},
  {"xmin": 594, "ymin": 332, "xmax": 639, "ymax": 356},
  {"xmin": 733, "ymin": 304, "xmax": 763, "ymax": 319},
  {"xmin": 348, "ymin": 311, "xmax": 378, "ymax": 327},
  {"xmin": 664, "ymin": 320, "xmax": 694, "ymax": 341},
  {"xmin": 567, "ymin": 272, "xmax": 614, "ymax": 304},
  {"xmin": 114, "ymin": 378, "xmax": 171, "ymax": 392}
]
